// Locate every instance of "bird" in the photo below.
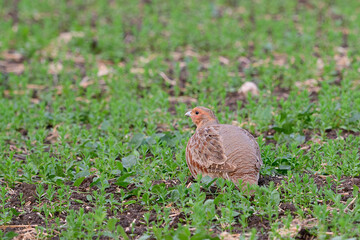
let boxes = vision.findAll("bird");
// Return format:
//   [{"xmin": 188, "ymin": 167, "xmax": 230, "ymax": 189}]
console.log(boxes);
[{"xmin": 185, "ymin": 106, "xmax": 262, "ymax": 189}]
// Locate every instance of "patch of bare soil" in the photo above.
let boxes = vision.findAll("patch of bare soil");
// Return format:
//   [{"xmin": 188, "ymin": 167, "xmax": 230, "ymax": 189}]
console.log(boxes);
[
  {"xmin": 0, "ymin": 51, "xmax": 25, "ymax": 75},
  {"xmin": 272, "ymin": 86, "xmax": 290, "ymax": 101},
  {"xmin": 325, "ymin": 129, "xmax": 360, "ymax": 139},
  {"xmin": 224, "ymin": 91, "xmax": 247, "ymax": 111},
  {"xmin": 256, "ymin": 129, "xmax": 277, "ymax": 145}
]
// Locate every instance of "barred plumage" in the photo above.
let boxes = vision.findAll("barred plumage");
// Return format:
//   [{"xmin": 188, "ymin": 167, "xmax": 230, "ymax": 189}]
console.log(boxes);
[{"xmin": 185, "ymin": 107, "xmax": 262, "ymax": 188}]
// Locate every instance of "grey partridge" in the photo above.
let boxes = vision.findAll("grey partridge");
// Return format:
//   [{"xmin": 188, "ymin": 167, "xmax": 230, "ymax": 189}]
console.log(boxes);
[{"xmin": 185, "ymin": 106, "xmax": 262, "ymax": 188}]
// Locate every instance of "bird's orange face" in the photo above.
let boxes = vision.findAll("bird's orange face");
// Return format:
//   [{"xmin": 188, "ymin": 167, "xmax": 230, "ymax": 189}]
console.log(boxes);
[{"xmin": 185, "ymin": 106, "xmax": 218, "ymax": 128}]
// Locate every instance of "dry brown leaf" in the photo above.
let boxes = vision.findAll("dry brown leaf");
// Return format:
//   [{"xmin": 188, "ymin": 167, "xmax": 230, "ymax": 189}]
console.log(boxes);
[
  {"xmin": 0, "ymin": 61, "xmax": 25, "ymax": 74},
  {"xmin": 1, "ymin": 51, "xmax": 24, "ymax": 62},
  {"xmin": 9, "ymin": 144, "xmax": 22, "ymax": 152},
  {"xmin": 55, "ymin": 85, "xmax": 63, "ymax": 95},
  {"xmin": 232, "ymin": 120, "xmax": 257, "ymax": 128},
  {"xmin": 168, "ymin": 96, "xmax": 197, "ymax": 104},
  {"xmin": 171, "ymin": 51, "xmax": 183, "ymax": 61},
  {"xmin": 273, "ymin": 53, "xmax": 287, "ymax": 66},
  {"xmin": 30, "ymin": 98, "xmax": 40, "ymax": 104},
  {"xmin": 179, "ymin": 61, "xmax": 187, "ymax": 68},
  {"xmin": 334, "ymin": 54, "xmax": 350, "ymax": 70},
  {"xmin": 252, "ymin": 58, "xmax": 271, "ymax": 68},
  {"xmin": 170, "ymin": 207, "xmax": 180, "ymax": 215},
  {"xmin": 219, "ymin": 232, "xmax": 241, "ymax": 240},
  {"xmin": 45, "ymin": 125, "xmax": 60, "ymax": 144},
  {"xmin": 227, "ymin": 72, "xmax": 237, "ymax": 77},
  {"xmin": 58, "ymin": 32, "xmax": 85, "ymax": 44},
  {"xmin": 13, "ymin": 226, "xmax": 38, "ymax": 240},
  {"xmin": 26, "ymin": 84, "xmax": 47, "ymax": 90},
  {"xmin": 79, "ymin": 77, "xmax": 94, "ymax": 88},
  {"xmin": 276, "ymin": 219, "xmax": 301, "ymax": 238},
  {"xmin": 138, "ymin": 54, "xmax": 157, "ymax": 64},
  {"xmin": 130, "ymin": 67, "xmax": 145, "ymax": 74},
  {"xmin": 7, "ymin": 188, "xmax": 16, "ymax": 195},
  {"xmin": 295, "ymin": 79, "xmax": 320, "ymax": 93},
  {"xmin": 334, "ymin": 47, "xmax": 350, "ymax": 71},
  {"xmin": 40, "ymin": 31, "xmax": 84, "ymax": 58},
  {"xmin": 219, "ymin": 56, "xmax": 230, "ymax": 65},
  {"xmin": 238, "ymin": 56, "xmax": 251, "ymax": 69},
  {"xmin": 65, "ymin": 52, "xmax": 85, "ymax": 64},
  {"xmin": 317, "ymin": 58, "xmax": 324, "ymax": 71},
  {"xmin": 75, "ymin": 97, "xmax": 90, "ymax": 103},
  {"xmin": 156, "ymin": 123, "xmax": 171, "ymax": 132},
  {"xmin": 97, "ymin": 61, "xmax": 113, "ymax": 77},
  {"xmin": 160, "ymin": 72, "xmax": 176, "ymax": 86},
  {"xmin": 277, "ymin": 218, "xmax": 319, "ymax": 238},
  {"xmin": 0, "ymin": 225, "xmax": 38, "ymax": 240},
  {"xmin": 118, "ymin": 62, "xmax": 126, "ymax": 68},
  {"xmin": 235, "ymin": 6, "xmax": 246, "ymax": 14},
  {"xmin": 3, "ymin": 90, "xmax": 26, "ymax": 97},
  {"xmin": 300, "ymin": 145, "xmax": 311, "ymax": 151},
  {"xmin": 48, "ymin": 62, "xmax": 63, "ymax": 75},
  {"xmin": 184, "ymin": 47, "xmax": 199, "ymax": 58}
]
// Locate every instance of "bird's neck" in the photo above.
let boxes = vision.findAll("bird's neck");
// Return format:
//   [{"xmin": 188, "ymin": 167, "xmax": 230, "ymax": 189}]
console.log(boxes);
[{"xmin": 196, "ymin": 119, "xmax": 219, "ymax": 129}]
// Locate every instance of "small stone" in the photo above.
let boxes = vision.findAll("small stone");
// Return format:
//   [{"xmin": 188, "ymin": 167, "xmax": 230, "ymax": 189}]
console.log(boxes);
[{"xmin": 238, "ymin": 81, "xmax": 259, "ymax": 96}]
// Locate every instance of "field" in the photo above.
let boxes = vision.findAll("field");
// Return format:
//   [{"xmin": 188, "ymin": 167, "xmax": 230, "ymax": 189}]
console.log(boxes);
[{"xmin": 1, "ymin": 0, "xmax": 360, "ymax": 239}]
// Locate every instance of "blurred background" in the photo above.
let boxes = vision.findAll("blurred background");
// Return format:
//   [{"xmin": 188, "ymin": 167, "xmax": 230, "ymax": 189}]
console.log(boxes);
[
  {"xmin": 1, "ymin": 0, "xmax": 360, "ymax": 171},
  {"xmin": 1, "ymin": 0, "xmax": 360, "ymax": 239}
]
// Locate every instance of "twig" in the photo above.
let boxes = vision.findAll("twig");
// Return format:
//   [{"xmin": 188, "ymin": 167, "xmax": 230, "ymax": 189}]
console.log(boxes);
[
  {"xmin": 0, "ymin": 225, "xmax": 38, "ymax": 229},
  {"xmin": 344, "ymin": 197, "xmax": 357, "ymax": 213},
  {"xmin": 160, "ymin": 72, "xmax": 176, "ymax": 86}
]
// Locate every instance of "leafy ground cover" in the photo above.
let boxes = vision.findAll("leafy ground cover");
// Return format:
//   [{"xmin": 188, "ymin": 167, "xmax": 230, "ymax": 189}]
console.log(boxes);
[{"xmin": 1, "ymin": 0, "xmax": 360, "ymax": 239}]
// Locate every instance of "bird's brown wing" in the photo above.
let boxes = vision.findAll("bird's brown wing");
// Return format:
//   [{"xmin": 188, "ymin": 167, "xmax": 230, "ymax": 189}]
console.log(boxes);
[{"xmin": 186, "ymin": 125, "xmax": 236, "ymax": 177}]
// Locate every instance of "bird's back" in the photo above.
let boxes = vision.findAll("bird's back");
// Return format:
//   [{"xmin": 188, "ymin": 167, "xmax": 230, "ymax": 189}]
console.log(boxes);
[
  {"xmin": 218, "ymin": 125, "xmax": 260, "ymax": 163},
  {"xmin": 217, "ymin": 124, "xmax": 262, "ymax": 185}
]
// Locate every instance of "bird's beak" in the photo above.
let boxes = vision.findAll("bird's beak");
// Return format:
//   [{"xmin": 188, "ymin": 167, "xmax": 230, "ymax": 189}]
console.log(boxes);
[{"xmin": 185, "ymin": 111, "xmax": 191, "ymax": 117}]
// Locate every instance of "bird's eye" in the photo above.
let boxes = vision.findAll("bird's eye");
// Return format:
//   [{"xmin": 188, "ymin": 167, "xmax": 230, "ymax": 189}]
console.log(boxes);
[{"xmin": 195, "ymin": 111, "xmax": 199, "ymax": 115}]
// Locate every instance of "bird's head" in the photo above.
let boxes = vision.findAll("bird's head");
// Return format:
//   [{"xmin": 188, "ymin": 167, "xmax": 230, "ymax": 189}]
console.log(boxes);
[{"xmin": 185, "ymin": 106, "xmax": 219, "ymax": 128}]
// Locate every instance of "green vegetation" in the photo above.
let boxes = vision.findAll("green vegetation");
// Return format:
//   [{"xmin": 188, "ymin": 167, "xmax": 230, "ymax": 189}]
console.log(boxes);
[{"xmin": 1, "ymin": 0, "xmax": 360, "ymax": 239}]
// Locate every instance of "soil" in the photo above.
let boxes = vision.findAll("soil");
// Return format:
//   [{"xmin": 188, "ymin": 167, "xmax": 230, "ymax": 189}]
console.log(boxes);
[
  {"xmin": 325, "ymin": 129, "xmax": 360, "ymax": 139},
  {"xmin": 3, "ymin": 173, "xmax": 360, "ymax": 239},
  {"xmin": 224, "ymin": 91, "xmax": 247, "ymax": 111}
]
